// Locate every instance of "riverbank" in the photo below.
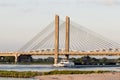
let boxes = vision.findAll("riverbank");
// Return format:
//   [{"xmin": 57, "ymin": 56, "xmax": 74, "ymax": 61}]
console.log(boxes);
[
  {"xmin": 36, "ymin": 72, "xmax": 120, "ymax": 80},
  {"xmin": 0, "ymin": 70, "xmax": 40, "ymax": 78},
  {"xmin": 0, "ymin": 70, "xmax": 110, "ymax": 78}
]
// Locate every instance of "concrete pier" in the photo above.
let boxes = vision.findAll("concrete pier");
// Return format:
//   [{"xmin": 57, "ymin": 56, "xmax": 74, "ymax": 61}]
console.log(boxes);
[{"xmin": 15, "ymin": 55, "xmax": 18, "ymax": 63}]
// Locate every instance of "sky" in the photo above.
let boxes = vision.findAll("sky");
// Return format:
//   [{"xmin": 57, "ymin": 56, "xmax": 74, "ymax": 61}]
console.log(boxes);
[{"xmin": 0, "ymin": 0, "xmax": 120, "ymax": 52}]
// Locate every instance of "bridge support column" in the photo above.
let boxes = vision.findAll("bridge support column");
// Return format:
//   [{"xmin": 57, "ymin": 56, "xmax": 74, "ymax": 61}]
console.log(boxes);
[
  {"xmin": 54, "ymin": 15, "xmax": 59, "ymax": 64},
  {"xmin": 15, "ymin": 53, "xmax": 20, "ymax": 64},
  {"xmin": 15, "ymin": 55, "xmax": 18, "ymax": 63},
  {"xmin": 65, "ymin": 16, "xmax": 70, "ymax": 60}
]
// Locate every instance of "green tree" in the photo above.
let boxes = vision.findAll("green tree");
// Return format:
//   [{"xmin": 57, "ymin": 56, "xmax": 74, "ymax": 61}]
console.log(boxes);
[{"xmin": 4, "ymin": 56, "xmax": 15, "ymax": 62}]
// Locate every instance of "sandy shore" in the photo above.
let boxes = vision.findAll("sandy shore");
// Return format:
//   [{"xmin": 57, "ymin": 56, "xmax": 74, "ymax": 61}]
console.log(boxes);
[{"xmin": 36, "ymin": 72, "xmax": 120, "ymax": 80}]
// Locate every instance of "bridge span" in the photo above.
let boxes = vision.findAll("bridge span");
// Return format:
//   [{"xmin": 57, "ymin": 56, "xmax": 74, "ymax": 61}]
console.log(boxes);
[{"xmin": 0, "ymin": 51, "xmax": 120, "ymax": 63}]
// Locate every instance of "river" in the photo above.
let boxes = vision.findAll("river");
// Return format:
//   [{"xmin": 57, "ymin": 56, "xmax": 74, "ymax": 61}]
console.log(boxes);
[
  {"xmin": 0, "ymin": 77, "xmax": 37, "ymax": 80},
  {"xmin": 0, "ymin": 64, "xmax": 119, "ymax": 80}
]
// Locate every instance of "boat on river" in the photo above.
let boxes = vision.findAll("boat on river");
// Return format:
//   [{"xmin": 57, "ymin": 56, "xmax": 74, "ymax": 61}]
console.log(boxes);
[{"xmin": 53, "ymin": 59, "xmax": 75, "ymax": 67}]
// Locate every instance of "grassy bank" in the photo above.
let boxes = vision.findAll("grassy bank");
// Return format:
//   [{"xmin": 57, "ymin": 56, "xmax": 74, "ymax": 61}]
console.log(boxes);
[
  {"xmin": 0, "ymin": 71, "xmax": 40, "ymax": 78},
  {"xmin": 43, "ymin": 70, "xmax": 110, "ymax": 75},
  {"xmin": 0, "ymin": 70, "xmax": 110, "ymax": 78}
]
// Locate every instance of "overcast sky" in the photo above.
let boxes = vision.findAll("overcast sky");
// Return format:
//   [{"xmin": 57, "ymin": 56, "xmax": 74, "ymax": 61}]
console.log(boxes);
[{"xmin": 0, "ymin": 0, "xmax": 120, "ymax": 51}]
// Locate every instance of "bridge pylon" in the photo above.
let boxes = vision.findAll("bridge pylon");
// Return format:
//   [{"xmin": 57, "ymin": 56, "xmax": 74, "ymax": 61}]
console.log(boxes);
[
  {"xmin": 54, "ymin": 15, "xmax": 71, "ymax": 65},
  {"xmin": 65, "ymin": 16, "xmax": 70, "ymax": 60},
  {"xmin": 54, "ymin": 15, "xmax": 59, "ymax": 64}
]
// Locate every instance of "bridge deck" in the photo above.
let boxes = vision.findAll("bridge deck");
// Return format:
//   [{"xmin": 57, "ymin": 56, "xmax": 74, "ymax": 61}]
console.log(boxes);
[{"xmin": 0, "ymin": 52, "xmax": 120, "ymax": 56}]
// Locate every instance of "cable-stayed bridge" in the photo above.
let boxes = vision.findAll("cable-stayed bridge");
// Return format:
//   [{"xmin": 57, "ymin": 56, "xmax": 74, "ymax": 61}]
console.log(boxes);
[
  {"xmin": 0, "ymin": 15, "xmax": 120, "ymax": 64},
  {"xmin": 19, "ymin": 19, "xmax": 120, "ymax": 52}
]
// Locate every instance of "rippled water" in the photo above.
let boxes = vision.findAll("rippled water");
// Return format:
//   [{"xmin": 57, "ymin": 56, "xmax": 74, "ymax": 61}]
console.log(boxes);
[
  {"xmin": 0, "ymin": 64, "xmax": 119, "ymax": 80},
  {"xmin": 0, "ymin": 64, "xmax": 119, "ymax": 72}
]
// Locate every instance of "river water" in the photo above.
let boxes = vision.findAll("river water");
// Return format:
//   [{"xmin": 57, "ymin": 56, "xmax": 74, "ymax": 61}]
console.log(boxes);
[
  {"xmin": 0, "ymin": 64, "xmax": 119, "ymax": 80},
  {"xmin": 0, "ymin": 77, "xmax": 37, "ymax": 80}
]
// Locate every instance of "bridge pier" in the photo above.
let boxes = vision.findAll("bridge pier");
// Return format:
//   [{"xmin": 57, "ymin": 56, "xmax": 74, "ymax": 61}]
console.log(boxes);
[
  {"xmin": 15, "ymin": 55, "xmax": 18, "ymax": 63},
  {"xmin": 14, "ymin": 53, "xmax": 20, "ymax": 63}
]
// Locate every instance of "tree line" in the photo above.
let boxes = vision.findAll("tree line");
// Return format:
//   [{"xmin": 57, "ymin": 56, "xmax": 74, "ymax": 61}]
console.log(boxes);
[{"xmin": 0, "ymin": 56, "xmax": 119, "ymax": 65}]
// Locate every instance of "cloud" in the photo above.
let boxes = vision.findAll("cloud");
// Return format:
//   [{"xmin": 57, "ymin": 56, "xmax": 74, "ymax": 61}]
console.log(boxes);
[
  {"xmin": 0, "ymin": 3, "xmax": 17, "ymax": 7},
  {"xmin": 76, "ymin": 0, "xmax": 120, "ymax": 6},
  {"xmin": 47, "ymin": 1, "xmax": 68, "ymax": 5},
  {"xmin": 0, "ymin": 1, "xmax": 36, "ymax": 13},
  {"xmin": 44, "ymin": 0, "xmax": 120, "ymax": 6}
]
